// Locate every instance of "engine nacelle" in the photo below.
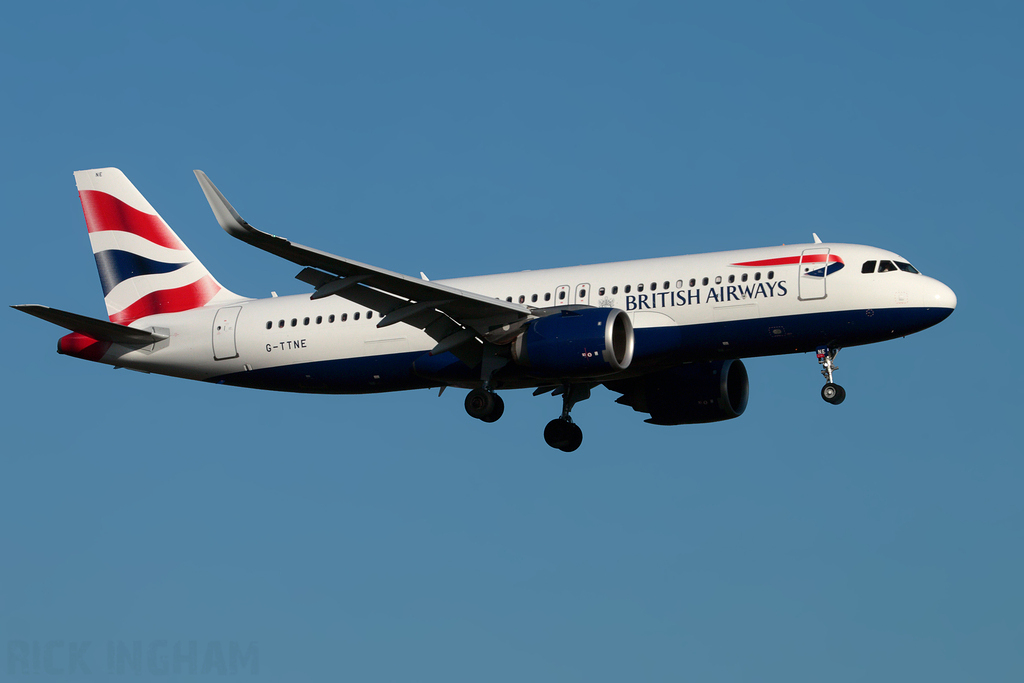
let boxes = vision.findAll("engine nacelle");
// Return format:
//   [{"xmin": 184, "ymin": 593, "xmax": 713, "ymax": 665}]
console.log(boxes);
[
  {"xmin": 511, "ymin": 308, "xmax": 634, "ymax": 379},
  {"xmin": 607, "ymin": 359, "xmax": 749, "ymax": 425}
]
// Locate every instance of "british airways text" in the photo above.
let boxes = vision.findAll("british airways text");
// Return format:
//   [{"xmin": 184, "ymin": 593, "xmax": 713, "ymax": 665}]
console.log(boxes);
[{"xmin": 624, "ymin": 281, "xmax": 788, "ymax": 311}]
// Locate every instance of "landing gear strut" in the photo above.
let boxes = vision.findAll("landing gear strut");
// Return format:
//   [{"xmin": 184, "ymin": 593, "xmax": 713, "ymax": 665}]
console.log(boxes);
[
  {"xmin": 465, "ymin": 348, "xmax": 509, "ymax": 423},
  {"xmin": 543, "ymin": 384, "xmax": 590, "ymax": 452},
  {"xmin": 816, "ymin": 345, "xmax": 846, "ymax": 405},
  {"xmin": 465, "ymin": 387, "xmax": 504, "ymax": 422}
]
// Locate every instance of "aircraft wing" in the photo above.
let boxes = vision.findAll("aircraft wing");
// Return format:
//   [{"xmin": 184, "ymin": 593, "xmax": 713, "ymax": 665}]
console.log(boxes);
[{"xmin": 194, "ymin": 171, "xmax": 531, "ymax": 362}]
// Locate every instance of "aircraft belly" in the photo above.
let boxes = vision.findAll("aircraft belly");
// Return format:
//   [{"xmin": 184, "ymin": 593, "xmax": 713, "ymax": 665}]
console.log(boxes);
[
  {"xmin": 631, "ymin": 306, "xmax": 942, "ymax": 366},
  {"xmin": 208, "ymin": 350, "xmax": 432, "ymax": 394},
  {"xmin": 115, "ymin": 303, "xmax": 941, "ymax": 393}
]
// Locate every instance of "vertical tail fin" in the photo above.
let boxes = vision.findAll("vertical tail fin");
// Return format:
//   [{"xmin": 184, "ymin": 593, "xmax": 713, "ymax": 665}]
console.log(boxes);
[{"xmin": 75, "ymin": 168, "xmax": 243, "ymax": 324}]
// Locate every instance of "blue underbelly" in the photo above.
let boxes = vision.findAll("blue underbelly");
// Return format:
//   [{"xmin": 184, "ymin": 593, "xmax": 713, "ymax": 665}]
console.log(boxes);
[{"xmin": 207, "ymin": 306, "xmax": 950, "ymax": 394}]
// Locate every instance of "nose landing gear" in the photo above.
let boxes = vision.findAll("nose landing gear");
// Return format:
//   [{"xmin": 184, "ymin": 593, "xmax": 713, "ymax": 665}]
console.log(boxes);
[
  {"xmin": 543, "ymin": 384, "xmax": 591, "ymax": 452},
  {"xmin": 817, "ymin": 345, "xmax": 846, "ymax": 405}
]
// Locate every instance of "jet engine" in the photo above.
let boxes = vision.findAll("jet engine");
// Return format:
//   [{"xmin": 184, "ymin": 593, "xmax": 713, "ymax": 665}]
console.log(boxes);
[
  {"xmin": 605, "ymin": 359, "xmax": 749, "ymax": 425},
  {"xmin": 511, "ymin": 308, "xmax": 634, "ymax": 379}
]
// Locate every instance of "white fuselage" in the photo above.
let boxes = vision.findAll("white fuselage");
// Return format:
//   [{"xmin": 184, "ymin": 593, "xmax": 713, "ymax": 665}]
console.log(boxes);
[{"xmin": 91, "ymin": 242, "xmax": 956, "ymax": 394}]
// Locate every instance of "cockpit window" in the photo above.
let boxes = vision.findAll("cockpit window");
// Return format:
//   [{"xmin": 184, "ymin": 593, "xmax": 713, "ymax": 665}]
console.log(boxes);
[
  {"xmin": 877, "ymin": 260, "xmax": 897, "ymax": 273},
  {"xmin": 895, "ymin": 261, "xmax": 920, "ymax": 274},
  {"xmin": 861, "ymin": 260, "xmax": 876, "ymax": 273}
]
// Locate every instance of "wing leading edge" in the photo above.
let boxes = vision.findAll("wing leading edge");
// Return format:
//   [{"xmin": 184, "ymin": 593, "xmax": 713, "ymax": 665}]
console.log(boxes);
[{"xmin": 193, "ymin": 170, "xmax": 531, "ymax": 363}]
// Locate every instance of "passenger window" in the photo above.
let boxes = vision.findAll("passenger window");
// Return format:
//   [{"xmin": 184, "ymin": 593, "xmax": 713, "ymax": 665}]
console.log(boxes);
[
  {"xmin": 506, "ymin": 296, "xmax": 512, "ymax": 302},
  {"xmin": 862, "ymin": 260, "xmax": 876, "ymax": 273},
  {"xmin": 675, "ymin": 280, "xmax": 683, "ymax": 289},
  {"xmin": 303, "ymin": 317, "xmax": 310, "ymax": 325},
  {"xmin": 728, "ymin": 275, "xmax": 735, "ymax": 283},
  {"xmin": 291, "ymin": 318, "xmax": 297, "ymax": 327},
  {"xmin": 519, "ymin": 295, "xmax": 525, "ymax": 304},
  {"xmin": 612, "ymin": 286, "xmax": 618, "ymax": 295},
  {"xmin": 329, "ymin": 314, "xmax": 335, "ymax": 323},
  {"xmin": 768, "ymin": 271, "xmax": 774, "ymax": 279},
  {"xmin": 354, "ymin": 312, "xmax": 360, "ymax": 320},
  {"xmin": 266, "ymin": 321, "xmax": 272, "ymax": 330},
  {"xmin": 715, "ymin": 276, "xmax": 722, "ymax": 285},
  {"xmin": 689, "ymin": 279, "xmax": 696, "ymax": 287},
  {"xmin": 579, "ymin": 289, "xmax": 587, "ymax": 298},
  {"xmin": 316, "ymin": 316, "xmax": 322, "ymax": 324},
  {"xmin": 754, "ymin": 272, "xmax": 761, "ymax": 281},
  {"xmin": 278, "ymin": 320, "xmax": 285, "ymax": 328},
  {"xmin": 558, "ymin": 290, "xmax": 566, "ymax": 300},
  {"xmin": 625, "ymin": 285, "xmax": 631, "ymax": 294},
  {"xmin": 638, "ymin": 284, "xmax": 644, "ymax": 292},
  {"xmin": 664, "ymin": 281, "xmax": 670, "ymax": 290},
  {"xmin": 741, "ymin": 273, "xmax": 748, "ymax": 282},
  {"xmin": 531, "ymin": 294, "xmax": 538, "ymax": 302},
  {"xmin": 878, "ymin": 260, "xmax": 896, "ymax": 273},
  {"xmin": 598, "ymin": 287, "xmax": 605, "ymax": 296},
  {"xmin": 545, "ymin": 292, "xmax": 552, "ymax": 301},
  {"xmin": 650, "ymin": 282, "xmax": 656, "ymax": 291},
  {"xmin": 895, "ymin": 261, "xmax": 920, "ymax": 274},
  {"xmin": 701, "ymin": 277, "xmax": 708, "ymax": 286},
  {"xmin": 341, "ymin": 313, "xmax": 348, "ymax": 322},
  {"xmin": 367, "ymin": 311, "xmax": 373, "ymax": 319}
]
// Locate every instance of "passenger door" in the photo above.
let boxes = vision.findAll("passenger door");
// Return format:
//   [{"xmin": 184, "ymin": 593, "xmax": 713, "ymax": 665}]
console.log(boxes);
[
  {"xmin": 213, "ymin": 306, "xmax": 241, "ymax": 360},
  {"xmin": 798, "ymin": 248, "xmax": 829, "ymax": 301}
]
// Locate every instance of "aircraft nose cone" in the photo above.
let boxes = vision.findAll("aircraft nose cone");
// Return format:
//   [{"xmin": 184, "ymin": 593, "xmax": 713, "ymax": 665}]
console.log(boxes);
[
  {"xmin": 934, "ymin": 281, "xmax": 957, "ymax": 311},
  {"xmin": 925, "ymin": 279, "xmax": 956, "ymax": 327}
]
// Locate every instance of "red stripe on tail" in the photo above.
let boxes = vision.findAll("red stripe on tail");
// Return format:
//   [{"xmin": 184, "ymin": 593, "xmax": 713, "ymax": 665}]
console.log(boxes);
[
  {"xmin": 57, "ymin": 333, "xmax": 112, "ymax": 361},
  {"xmin": 79, "ymin": 190, "xmax": 187, "ymax": 251},
  {"xmin": 109, "ymin": 275, "xmax": 223, "ymax": 324}
]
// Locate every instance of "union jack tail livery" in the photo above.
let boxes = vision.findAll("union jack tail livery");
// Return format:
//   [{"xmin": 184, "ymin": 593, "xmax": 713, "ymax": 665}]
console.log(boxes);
[{"xmin": 75, "ymin": 168, "xmax": 242, "ymax": 324}]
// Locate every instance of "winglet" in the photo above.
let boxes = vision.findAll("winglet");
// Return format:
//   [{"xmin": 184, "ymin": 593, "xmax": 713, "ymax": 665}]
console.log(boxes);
[
  {"xmin": 194, "ymin": 170, "xmax": 259, "ymax": 241},
  {"xmin": 813, "ymin": 232, "xmax": 822, "ymax": 244}
]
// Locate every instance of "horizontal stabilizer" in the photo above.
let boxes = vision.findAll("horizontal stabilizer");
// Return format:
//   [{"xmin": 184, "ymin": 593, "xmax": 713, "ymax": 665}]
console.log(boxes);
[{"xmin": 12, "ymin": 305, "xmax": 169, "ymax": 345}]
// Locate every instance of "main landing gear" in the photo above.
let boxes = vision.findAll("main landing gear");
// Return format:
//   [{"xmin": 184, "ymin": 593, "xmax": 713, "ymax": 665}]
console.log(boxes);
[
  {"xmin": 817, "ymin": 345, "xmax": 846, "ymax": 405},
  {"xmin": 465, "ymin": 387, "xmax": 504, "ymax": 423},
  {"xmin": 463, "ymin": 381, "xmax": 592, "ymax": 452},
  {"xmin": 543, "ymin": 384, "xmax": 590, "ymax": 452}
]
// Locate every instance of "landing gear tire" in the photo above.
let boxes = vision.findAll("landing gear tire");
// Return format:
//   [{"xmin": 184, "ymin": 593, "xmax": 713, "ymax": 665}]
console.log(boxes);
[
  {"xmin": 480, "ymin": 393, "xmax": 504, "ymax": 422},
  {"xmin": 544, "ymin": 418, "xmax": 583, "ymax": 452},
  {"xmin": 816, "ymin": 346, "xmax": 846, "ymax": 406},
  {"xmin": 465, "ymin": 388, "xmax": 504, "ymax": 422},
  {"xmin": 821, "ymin": 383, "xmax": 846, "ymax": 405}
]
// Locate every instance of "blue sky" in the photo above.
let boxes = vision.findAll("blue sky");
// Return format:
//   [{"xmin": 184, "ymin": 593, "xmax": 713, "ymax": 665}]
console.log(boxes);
[{"xmin": 2, "ymin": 1, "xmax": 1022, "ymax": 680}]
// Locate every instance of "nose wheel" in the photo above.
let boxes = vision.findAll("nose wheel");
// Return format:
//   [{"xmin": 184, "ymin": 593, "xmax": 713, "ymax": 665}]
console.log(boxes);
[
  {"xmin": 817, "ymin": 345, "xmax": 846, "ymax": 405},
  {"xmin": 821, "ymin": 382, "xmax": 846, "ymax": 404}
]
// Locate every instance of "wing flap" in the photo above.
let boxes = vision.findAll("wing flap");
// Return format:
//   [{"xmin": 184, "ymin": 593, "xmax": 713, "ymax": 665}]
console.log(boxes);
[{"xmin": 294, "ymin": 266, "xmax": 479, "ymax": 364}]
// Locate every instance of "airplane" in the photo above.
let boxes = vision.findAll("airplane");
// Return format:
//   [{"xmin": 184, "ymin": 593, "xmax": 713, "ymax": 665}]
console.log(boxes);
[{"xmin": 14, "ymin": 168, "xmax": 957, "ymax": 451}]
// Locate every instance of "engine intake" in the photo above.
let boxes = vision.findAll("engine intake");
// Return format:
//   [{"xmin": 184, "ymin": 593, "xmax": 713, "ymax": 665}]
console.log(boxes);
[{"xmin": 512, "ymin": 308, "xmax": 634, "ymax": 379}]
